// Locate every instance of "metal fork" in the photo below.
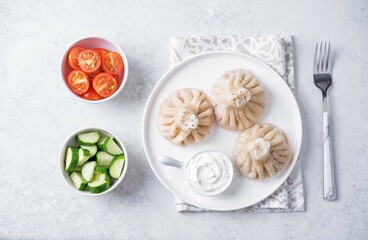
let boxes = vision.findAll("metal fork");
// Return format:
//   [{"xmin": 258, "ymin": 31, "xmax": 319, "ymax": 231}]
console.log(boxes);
[{"xmin": 313, "ymin": 41, "xmax": 336, "ymax": 200}]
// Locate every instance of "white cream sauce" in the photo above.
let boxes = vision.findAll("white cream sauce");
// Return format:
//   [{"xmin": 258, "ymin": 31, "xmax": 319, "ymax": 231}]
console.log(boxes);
[{"xmin": 185, "ymin": 151, "xmax": 232, "ymax": 195}]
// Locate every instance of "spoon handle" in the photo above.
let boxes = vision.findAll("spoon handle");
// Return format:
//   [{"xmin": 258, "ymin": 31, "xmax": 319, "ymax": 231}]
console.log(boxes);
[{"xmin": 159, "ymin": 156, "xmax": 184, "ymax": 169}]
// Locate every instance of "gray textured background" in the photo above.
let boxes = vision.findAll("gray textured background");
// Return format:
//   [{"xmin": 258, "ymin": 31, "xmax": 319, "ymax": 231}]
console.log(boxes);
[{"xmin": 0, "ymin": 0, "xmax": 367, "ymax": 239}]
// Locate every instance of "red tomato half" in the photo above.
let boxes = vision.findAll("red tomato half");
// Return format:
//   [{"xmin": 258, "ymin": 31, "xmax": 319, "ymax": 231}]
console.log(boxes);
[
  {"xmin": 82, "ymin": 88, "xmax": 103, "ymax": 100},
  {"xmin": 67, "ymin": 70, "xmax": 90, "ymax": 95},
  {"xmin": 113, "ymin": 74, "xmax": 120, "ymax": 83},
  {"xmin": 68, "ymin": 47, "xmax": 85, "ymax": 69},
  {"xmin": 94, "ymin": 48, "xmax": 108, "ymax": 58},
  {"xmin": 101, "ymin": 52, "xmax": 124, "ymax": 75},
  {"xmin": 92, "ymin": 73, "xmax": 118, "ymax": 98},
  {"xmin": 78, "ymin": 50, "xmax": 101, "ymax": 73},
  {"xmin": 87, "ymin": 67, "xmax": 102, "ymax": 79}
]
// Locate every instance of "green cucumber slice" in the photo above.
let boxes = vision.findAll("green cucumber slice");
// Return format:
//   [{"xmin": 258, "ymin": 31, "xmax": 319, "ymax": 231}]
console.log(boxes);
[
  {"xmin": 81, "ymin": 161, "xmax": 97, "ymax": 182},
  {"xmin": 80, "ymin": 145, "xmax": 98, "ymax": 157},
  {"xmin": 97, "ymin": 137, "xmax": 108, "ymax": 150},
  {"xmin": 94, "ymin": 166, "xmax": 110, "ymax": 184},
  {"xmin": 105, "ymin": 138, "xmax": 123, "ymax": 156},
  {"xmin": 94, "ymin": 173, "xmax": 110, "ymax": 185},
  {"xmin": 74, "ymin": 166, "xmax": 82, "ymax": 172},
  {"xmin": 77, "ymin": 148, "xmax": 91, "ymax": 166},
  {"xmin": 109, "ymin": 155, "xmax": 125, "ymax": 179},
  {"xmin": 70, "ymin": 172, "xmax": 87, "ymax": 190},
  {"xmin": 65, "ymin": 147, "xmax": 79, "ymax": 171},
  {"xmin": 95, "ymin": 166, "xmax": 108, "ymax": 174},
  {"xmin": 88, "ymin": 180, "xmax": 109, "ymax": 194},
  {"xmin": 96, "ymin": 151, "xmax": 114, "ymax": 167},
  {"xmin": 76, "ymin": 131, "xmax": 100, "ymax": 146}
]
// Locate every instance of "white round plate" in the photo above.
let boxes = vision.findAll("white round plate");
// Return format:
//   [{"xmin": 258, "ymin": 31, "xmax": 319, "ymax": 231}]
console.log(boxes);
[{"xmin": 142, "ymin": 51, "xmax": 302, "ymax": 211}]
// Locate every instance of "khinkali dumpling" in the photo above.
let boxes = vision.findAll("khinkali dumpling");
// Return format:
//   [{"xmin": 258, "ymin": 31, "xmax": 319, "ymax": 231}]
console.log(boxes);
[
  {"xmin": 211, "ymin": 69, "xmax": 266, "ymax": 131},
  {"xmin": 157, "ymin": 88, "xmax": 214, "ymax": 146},
  {"xmin": 233, "ymin": 123, "xmax": 292, "ymax": 180}
]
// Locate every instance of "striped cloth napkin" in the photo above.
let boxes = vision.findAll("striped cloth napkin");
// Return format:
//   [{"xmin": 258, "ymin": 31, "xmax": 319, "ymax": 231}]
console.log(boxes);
[{"xmin": 170, "ymin": 35, "xmax": 305, "ymax": 212}]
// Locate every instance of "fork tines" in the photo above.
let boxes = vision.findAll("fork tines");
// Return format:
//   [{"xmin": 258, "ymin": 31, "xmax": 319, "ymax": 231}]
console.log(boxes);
[{"xmin": 313, "ymin": 41, "xmax": 331, "ymax": 75}]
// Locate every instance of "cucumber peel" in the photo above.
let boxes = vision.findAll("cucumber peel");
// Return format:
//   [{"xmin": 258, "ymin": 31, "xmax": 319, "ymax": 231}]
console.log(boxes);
[
  {"xmin": 107, "ymin": 138, "xmax": 123, "ymax": 156},
  {"xmin": 94, "ymin": 173, "xmax": 110, "ymax": 185},
  {"xmin": 96, "ymin": 151, "xmax": 114, "ymax": 167},
  {"xmin": 95, "ymin": 166, "xmax": 108, "ymax": 174},
  {"xmin": 81, "ymin": 161, "xmax": 97, "ymax": 182},
  {"xmin": 65, "ymin": 147, "xmax": 79, "ymax": 172},
  {"xmin": 74, "ymin": 166, "xmax": 82, "ymax": 172},
  {"xmin": 88, "ymin": 180, "xmax": 109, "ymax": 194},
  {"xmin": 70, "ymin": 172, "xmax": 87, "ymax": 190},
  {"xmin": 97, "ymin": 137, "xmax": 108, "ymax": 150},
  {"xmin": 98, "ymin": 137, "xmax": 123, "ymax": 156},
  {"xmin": 80, "ymin": 145, "xmax": 98, "ymax": 157},
  {"xmin": 77, "ymin": 148, "xmax": 91, "ymax": 166},
  {"xmin": 109, "ymin": 155, "xmax": 125, "ymax": 179},
  {"xmin": 76, "ymin": 131, "xmax": 100, "ymax": 146}
]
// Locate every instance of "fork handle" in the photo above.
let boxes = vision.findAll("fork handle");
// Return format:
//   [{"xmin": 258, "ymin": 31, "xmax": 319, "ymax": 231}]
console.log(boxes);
[{"xmin": 323, "ymin": 97, "xmax": 336, "ymax": 200}]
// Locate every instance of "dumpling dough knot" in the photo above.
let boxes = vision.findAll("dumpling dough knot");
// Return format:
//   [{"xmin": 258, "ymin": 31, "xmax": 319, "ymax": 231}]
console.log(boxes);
[
  {"xmin": 157, "ymin": 88, "xmax": 214, "ymax": 146},
  {"xmin": 249, "ymin": 138, "xmax": 271, "ymax": 162},
  {"xmin": 233, "ymin": 123, "xmax": 292, "ymax": 180},
  {"xmin": 227, "ymin": 87, "xmax": 252, "ymax": 108},
  {"xmin": 175, "ymin": 109, "xmax": 199, "ymax": 132},
  {"xmin": 211, "ymin": 69, "xmax": 266, "ymax": 131}
]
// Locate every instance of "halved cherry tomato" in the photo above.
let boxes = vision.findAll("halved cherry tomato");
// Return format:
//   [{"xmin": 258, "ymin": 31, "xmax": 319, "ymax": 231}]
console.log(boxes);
[
  {"xmin": 113, "ymin": 74, "xmax": 120, "ymax": 83},
  {"xmin": 78, "ymin": 50, "xmax": 101, "ymax": 73},
  {"xmin": 94, "ymin": 48, "xmax": 108, "ymax": 58},
  {"xmin": 101, "ymin": 52, "xmax": 124, "ymax": 75},
  {"xmin": 82, "ymin": 87, "xmax": 103, "ymax": 100},
  {"xmin": 68, "ymin": 47, "xmax": 85, "ymax": 69},
  {"xmin": 67, "ymin": 70, "xmax": 90, "ymax": 95},
  {"xmin": 87, "ymin": 67, "xmax": 102, "ymax": 79},
  {"xmin": 93, "ymin": 73, "xmax": 118, "ymax": 98}
]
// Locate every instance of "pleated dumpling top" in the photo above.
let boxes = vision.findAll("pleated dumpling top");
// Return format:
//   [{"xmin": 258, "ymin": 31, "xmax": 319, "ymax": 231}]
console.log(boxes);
[
  {"xmin": 157, "ymin": 88, "xmax": 214, "ymax": 146},
  {"xmin": 211, "ymin": 69, "xmax": 266, "ymax": 131},
  {"xmin": 233, "ymin": 123, "xmax": 292, "ymax": 180}
]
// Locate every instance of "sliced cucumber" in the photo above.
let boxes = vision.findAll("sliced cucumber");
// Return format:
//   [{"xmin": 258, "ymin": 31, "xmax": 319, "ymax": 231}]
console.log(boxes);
[
  {"xmin": 94, "ymin": 173, "xmax": 110, "ymax": 185},
  {"xmin": 97, "ymin": 137, "xmax": 108, "ymax": 150},
  {"xmin": 88, "ymin": 180, "xmax": 109, "ymax": 194},
  {"xmin": 77, "ymin": 148, "xmax": 91, "ymax": 166},
  {"xmin": 65, "ymin": 147, "xmax": 79, "ymax": 171},
  {"xmin": 96, "ymin": 151, "xmax": 114, "ymax": 167},
  {"xmin": 94, "ymin": 167, "xmax": 111, "ymax": 184},
  {"xmin": 95, "ymin": 166, "xmax": 108, "ymax": 174},
  {"xmin": 81, "ymin": 161, "xmax": 97, "ymax": 182},
  {"xmin": 105, "ymin": 138, "xmax": 123, "ymax": 156},
  {"xmin": 76, "ymin": 131, "xmax": 100, "ymax": 146},
  {"xmin": 109, "ymin": 155, "xmax": 125, "ymax": 179},
  {"xmin": 70, "ymin": 172, "xmax": 87, "ymax": 190},
  {"xmin": 80, "ymin": 145, "xmax": 98, "ymax": 157}
]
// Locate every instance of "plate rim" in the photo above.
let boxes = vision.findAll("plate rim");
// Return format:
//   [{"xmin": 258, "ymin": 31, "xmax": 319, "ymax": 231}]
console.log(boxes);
[{"xmin": 142, "ymin": 51, "xmax": 303, "ymax": 211}]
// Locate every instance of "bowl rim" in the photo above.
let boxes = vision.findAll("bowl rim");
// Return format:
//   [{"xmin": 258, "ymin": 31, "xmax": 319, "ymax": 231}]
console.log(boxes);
[
  {"xmin": 59, "ymin": 127, "xmax": 129, "ymax": 196},
  {"xmin": 60, "ymin": 36, "xmax": 129, "ymax": 104}
]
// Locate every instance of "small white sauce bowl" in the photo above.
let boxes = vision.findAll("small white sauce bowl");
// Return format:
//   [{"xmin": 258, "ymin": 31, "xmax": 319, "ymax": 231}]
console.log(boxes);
[
  {"xmin": 59, "ymin": 128, "xmax": 129, "ymax": 196},
  {"xmin": 60, "ymin": 37, "xmax": 129, "ymax": 103},
  {"xmin": 159, "ymin": 150, "xmax": 234, "ymax": 197}
]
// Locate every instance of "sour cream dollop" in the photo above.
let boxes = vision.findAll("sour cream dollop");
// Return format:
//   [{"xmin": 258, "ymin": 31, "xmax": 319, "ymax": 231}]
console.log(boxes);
[{"xmin": 185, "ymin": 151, "xmax": 233, "ymax": 196}]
